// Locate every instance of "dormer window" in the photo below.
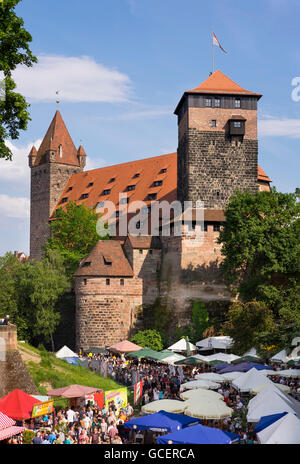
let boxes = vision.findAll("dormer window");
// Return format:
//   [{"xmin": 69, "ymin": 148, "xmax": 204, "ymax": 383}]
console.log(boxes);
[
  {"xmin": 81, "ymin": 193, "xmax": 89, "ymax": 199},
  {"xmin": 235, "ymin": 99, "xmax": 241, "ymax": 108},
  {"xmin": 88, "ymin": 182, "xmax": 94, "ymax": 188},
  {"xmin": 211, "ymin": 120, "xmax": 217, "ymax": 127},
  {"xmin": 153, "ymin": 180, "xmax": 163, "ymax": 187},
  {"xmin": 133, "ymin": 173, "xmax": 140, "ymax": 178},
  {"xmin": 148, "ymin": 193, "xmax": 157, "ymax": 201},
  {"xmin": 82, "ymin": 261, "xmax": 91, "ymax": 267},
  {"xmin": 103, "ymin": 189, "xmax": 111, "ymax": 196},
  {"xmin": 127, "ymin": 185, "xmax": 136, "ymax": 191},
  {"xmin": 67, "ymin": 186, "xmax": 73, "ymax": 192},
  {"xmin": 160, "ymin": 168, "xmax": 167, "ymax": 174},
  {"xmin": 215, "ymin": 98, "xmax": 221, "ymax": 108},
  {"xmin": 109, "ymin": 177, "xmax": 116, "ymax": 183},
  {"xmin": 61, "ymin": 197, "xmax": 68, "ymax": 204},
  {"xmin": 234, "ymin": 121, "xmax": 241, "ymax": 128}
]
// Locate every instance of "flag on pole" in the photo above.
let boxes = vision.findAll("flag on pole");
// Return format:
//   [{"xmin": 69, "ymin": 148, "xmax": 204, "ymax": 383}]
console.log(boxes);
[
  {"xmin": 213, "ymin": 32, "xmax": 227, "ymax": 54},
  {"xmin": 134, "ymin": 381, "xmax": 143, "ymax": 406}
]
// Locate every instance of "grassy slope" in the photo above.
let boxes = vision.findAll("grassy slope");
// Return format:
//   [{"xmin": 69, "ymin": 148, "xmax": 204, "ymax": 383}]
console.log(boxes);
[{"xmin": 18, "ymin": 342, "xmax": 122, "ymax": 408}]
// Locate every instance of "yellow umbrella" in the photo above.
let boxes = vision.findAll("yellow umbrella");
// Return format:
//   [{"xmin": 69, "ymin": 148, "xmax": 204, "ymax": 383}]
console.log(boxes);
[{"xmin": 141, "ymin": 400, "xmax": 188, "ymax": 415}]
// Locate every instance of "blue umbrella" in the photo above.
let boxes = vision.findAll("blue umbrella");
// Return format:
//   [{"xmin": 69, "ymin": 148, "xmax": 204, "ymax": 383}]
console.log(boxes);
[
  {"xmin": 214, "ymin": 363, "xmax": 230, "ymax": 371},
  {"xmin": 254, "ymin": 412, "xmax": 288, "ymax": 433},
  {"xmin": 61, "ymin": 357, "xmax": 80, "ymax": 366},
  {"xmin": 156, "ymin": 424, "xmax": 240, "ymax": 444},
  {"xmin": 125, "ymin": 411, "xmax": 201, "ymax": 433}
]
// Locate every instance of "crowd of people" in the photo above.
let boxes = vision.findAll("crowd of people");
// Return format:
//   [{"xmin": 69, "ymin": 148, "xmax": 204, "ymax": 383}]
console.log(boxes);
[{"xmin": 3, "ymin": 349, "xmax": 300, "ymax": 445}]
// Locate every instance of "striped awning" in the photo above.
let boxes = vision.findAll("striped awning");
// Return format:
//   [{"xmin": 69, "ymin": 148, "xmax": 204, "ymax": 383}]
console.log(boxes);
[
  {"xmin": 0, "ymin": 426, "xmax": 25, "ymax": 441},
  {"xmin": 0, "ymin": 411, "xmax": 15, "ymax": 430}
]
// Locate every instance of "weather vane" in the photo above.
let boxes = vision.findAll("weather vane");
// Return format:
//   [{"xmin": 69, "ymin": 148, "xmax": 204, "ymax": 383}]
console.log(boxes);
[{"xmin": 56, "ymin": 90, "xmax": 60, "ymax": 106}]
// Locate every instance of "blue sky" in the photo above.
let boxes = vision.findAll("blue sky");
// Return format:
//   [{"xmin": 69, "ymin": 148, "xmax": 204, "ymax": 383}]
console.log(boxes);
[{"xmin": 0, "ymin": 0, "xmax": 300, "ymax": 255}]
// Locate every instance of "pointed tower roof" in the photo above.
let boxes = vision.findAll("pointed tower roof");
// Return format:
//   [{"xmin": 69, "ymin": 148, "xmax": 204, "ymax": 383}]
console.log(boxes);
[
  {"xmin": 77, "ymin": 145, "xmax": 87, "ymax": 157},
  {"xmin": 187, "ymin": 70, "xmax": 262, "ymax": 96},
  {"xmin": 175, "ymin": 70, "xmax": 262, "ymax": 114},
  {"xmin": 35, "ymin": 110, "xmax": 80, "ymax": 167},
  {"xmin": 28, "ymin": 146, "xmax": 37, "ymax": 158}
]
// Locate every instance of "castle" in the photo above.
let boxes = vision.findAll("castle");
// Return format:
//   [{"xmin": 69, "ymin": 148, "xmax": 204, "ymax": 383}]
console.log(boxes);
[{"xmin": 28, "ymin": 71, "xmax": 271, "ymax": 350}]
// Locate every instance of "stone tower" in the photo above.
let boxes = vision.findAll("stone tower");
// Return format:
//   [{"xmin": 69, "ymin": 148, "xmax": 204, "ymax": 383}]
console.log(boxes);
[
  {"xmin": 175, "ymin": 70, "xmax": 262, "ymax": 209},
  {"xmin": 28, "ymin": 111, "xmax": 86, "ymax": 260}
]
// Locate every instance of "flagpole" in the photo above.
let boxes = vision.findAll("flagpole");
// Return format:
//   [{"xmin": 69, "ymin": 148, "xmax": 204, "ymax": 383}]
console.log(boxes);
[{"xmin": 212, "ymin": 30, "xmax": 215, "ymax": 74}]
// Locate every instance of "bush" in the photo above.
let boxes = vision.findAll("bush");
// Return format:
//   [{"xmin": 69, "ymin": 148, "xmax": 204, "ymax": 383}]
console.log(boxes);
[{"xmin": 131, "ymin": 329, "xmax": 163, "ymax": 351}]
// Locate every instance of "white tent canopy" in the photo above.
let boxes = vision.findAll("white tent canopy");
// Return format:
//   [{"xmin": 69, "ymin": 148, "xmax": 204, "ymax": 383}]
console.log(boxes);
[
  {"xmin": 55, "ymin": 345, "xmax": 78, "ymax": 359},
  {"xmin": 232, "ymin": 368, "xmax": 273, "ymax": 393},
  {"xmin": 251, "ymin": 383, "xmax": 291, "ymax": 395},
  {"xmin": 257, "ymin": 413, "xmax": 300, "ymax": 444},
  {"xmin": 242, "ymin": 348, "xmax": 259, "ymax": 358},
  {"xmin": 161, "ymin": 353, "xmax": 186, "ymax": 365},
  {"xmin": 220, "ymin": 372, "xmax": 246, "ymax": 382},
  {"xmin": 205, "ymin": 353, "xmax": 240, "ymax": 363},
  {"xmin": 270, "ymin": 349, "xmax": 289, "ymax": 363},
  {"xmin": 247, "ymin": 386, "xmax": 300, "ymax": 423},
  {"xmin": 276, "ymin": 369, "xmax": 300, "ymax": 378},
  {"xmin": 167, "ymin": 339, "xmax": 197, "ymax": 353},
  {"xmin": 196, "ymin": 336, "xmax": 233, "ymax": 350}
]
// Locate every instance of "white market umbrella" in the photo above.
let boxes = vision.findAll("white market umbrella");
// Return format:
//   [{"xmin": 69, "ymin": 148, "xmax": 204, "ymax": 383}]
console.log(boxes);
[
  {"xmin": 196, "ymin": 336, "xmax": 233, "ymax": 350},
  {"xmin": 141, "ymin": 400, "xmax": 188, "ymax": 415},
  {"xmin": 257, "ymin": 413, "xmax": 300, "ymax": 445},
  {"xmin": 251, "ymin": 383, "xmax": 291, "ymax": 395},
  {"xmin": 180, "ymin": 389, "xmax": 224, "ymax": 402},
  {"xmin": 276, "ymin": 369, "xmax": 300, "ymax": 378},
  {"xmin": 257, "ymin": 369, "xmax": 278, "ymax": 376},
  {"xmin": 220, "ymin": 372, "xmax": 246, "ymax": 382},
  {"xmin": 195, "ymin": 373, "xmax": 225, "ymax": 383},
  {"xmin": 180, "ymin": 380, "xmax": 221, "ymax": 391},
  {"xmin": 167, "ymin": 339, "xmax": 197, "ymax": 353},
  {"xmin": 184, "ymin": 401, "xmax": 233, "ymax": 420},
  {"xmin": 55, "ymin": 345, "xmax": 78, "ymax": 359},
  {"xmin": 232, "ymin": 368, "xmax": 273, "ymax": 393}
]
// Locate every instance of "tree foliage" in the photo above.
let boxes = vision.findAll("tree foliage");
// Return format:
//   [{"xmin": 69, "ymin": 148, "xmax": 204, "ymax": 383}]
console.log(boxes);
[
  {"xmin": 0, "ymin": 251, "xmax": 70, "ymax": 347},
  {"xmin": 131, "ymin": 329, "xmax": 163, "ymax": 351},
  {"xmin": 0, "ymin": 0, "xmax": 37, "ymax": 159},
  {"xmin": 223, "ymin": 300, "xmax": 277, "ymax": 355},
  {"xmin": 45, "ymin": 201, "xmax": 104, "ymax": 279},
  {"xmin": 218, "ymin": 188, "xmax": 300, "ymax": 321}
]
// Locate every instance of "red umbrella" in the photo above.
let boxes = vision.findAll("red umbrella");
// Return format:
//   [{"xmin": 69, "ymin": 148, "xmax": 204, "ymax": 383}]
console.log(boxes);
[
  {"xmin": 0, "ymin": 389, "xmax": 42, "ymax": 421},
  {"xmin": 47, "ymin": 384, "xmax": 102, "ymax": 398}
]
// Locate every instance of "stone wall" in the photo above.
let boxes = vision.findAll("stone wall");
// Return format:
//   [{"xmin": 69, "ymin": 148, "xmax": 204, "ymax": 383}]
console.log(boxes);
[
  {"xmin": 75, "ymin": 276, "xmax": 143, "ymax": 350},
  {"xmin": 29, "ymin": 154, "xmax": 82, "ymax": 261},
  {"xmin": 178, "ymin": 129, "xmax": 258, "ymax": 208}
]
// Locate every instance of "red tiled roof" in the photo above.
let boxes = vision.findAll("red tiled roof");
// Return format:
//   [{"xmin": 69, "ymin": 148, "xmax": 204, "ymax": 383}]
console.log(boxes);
[
  {"xmin": 54, "ymin": 152, "xmax": 270, "ymax": 216},
  {"xmin": 33, "ymin": 111, "xmax": 81, "ymax": 167},
  {"xmin": 258, "ymin": 165, "xmax": 272, "ymax": 183},
  {"xmin": 74, "ymin": 240, "xmax": 134, "ymax": 277},
  {"xmin": 187, "ymin": 70, "xmax": 262, "ymax": 97},
  {"xmin": 54, "ymin": 152, "xmax": 177, "ymax": 213}
]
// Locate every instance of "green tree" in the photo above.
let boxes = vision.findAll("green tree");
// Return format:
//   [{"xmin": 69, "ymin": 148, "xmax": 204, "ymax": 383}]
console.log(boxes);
[
  {"xmin": 191, "ymin": 301, "xmax": 210, "ymax": 341},
  {"xmin": 131, "ymin": 329, "xmax": 163, "ymax": 351},
  {"xmin": 45, "ymin": 201, "xmax": 105, "ymax": 279},
  {"xmin": 223, "ymin": 300, "xmax": 277, "ymax": 355},
  {"xmin": 0, "ymin": 250, "xmax": 70, "ymax": 349},
  {"xmin": 218, "ymin": 188, "xmax": 300, "ymax": 322},
  {"xmin": 0, "ymin": 0, "xmax": 37, "ymax": 159}
]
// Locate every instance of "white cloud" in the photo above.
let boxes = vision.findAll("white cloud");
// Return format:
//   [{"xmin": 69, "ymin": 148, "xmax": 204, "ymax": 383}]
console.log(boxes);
[
  {"xmin": 259, "ymin": 118, "xmax": 300, "ymax": 138},
  {"xmin": 0, "ymin": 194, "xmax": 30, "ymax": 219},
  {"xmin": 13, "ymin": 54, "xmax": 132, "ymax": 103},
  {"xmin": 0, "ymin": 139, "xmax": 42, "ymax": 181}
]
